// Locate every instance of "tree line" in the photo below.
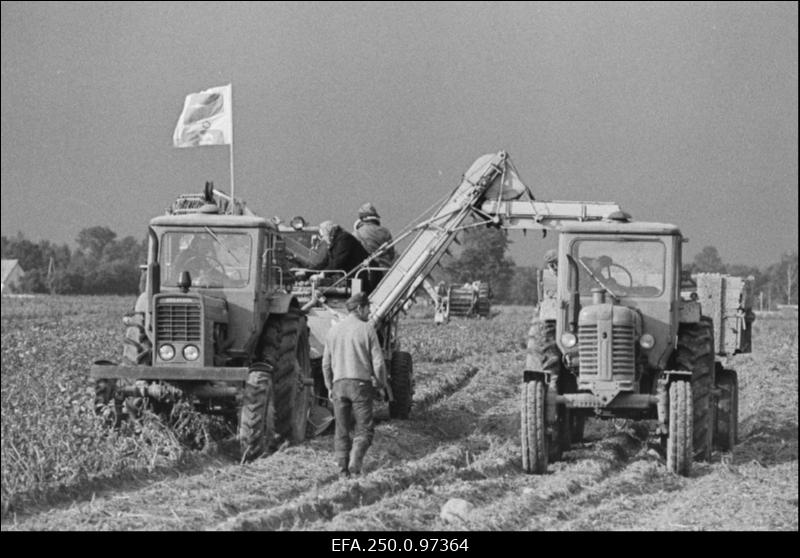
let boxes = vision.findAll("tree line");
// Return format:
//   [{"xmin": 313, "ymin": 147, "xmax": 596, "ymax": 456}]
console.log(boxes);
[
  {"xmin": 2, "ymin": 226, "xmax": 797, "ymax": 309},
  {"xmin": 2, "ymin": 227, "xmax": 147, "ymax": 295}
]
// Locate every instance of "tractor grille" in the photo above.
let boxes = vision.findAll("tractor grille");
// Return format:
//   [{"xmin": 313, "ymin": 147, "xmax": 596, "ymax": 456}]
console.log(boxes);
[
  {"xmin": 156, "ymin": 300, "xmax": 201, "ymax": 342},
  {"xmin": 579, "ymin": 324, "xmax": 636, "ymax": 376},
  {"xmin": 578, "ymin": 324, "xmax": 598, "ymax": 373}
]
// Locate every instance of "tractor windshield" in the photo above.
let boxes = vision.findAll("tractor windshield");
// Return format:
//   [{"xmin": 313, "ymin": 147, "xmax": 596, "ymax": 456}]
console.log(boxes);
[
  {"xmin": 572, "ymin": 239, "xmax": 665, "ymax": 297},
  {"xmin": 161, "ymin": 230, "xmax": 252, "ymax": 288}
]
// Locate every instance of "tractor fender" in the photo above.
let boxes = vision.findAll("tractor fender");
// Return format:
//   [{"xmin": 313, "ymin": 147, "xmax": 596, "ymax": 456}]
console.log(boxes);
[
  {"xmin": 133, "ymin": 292, "xmax": 148, "ymax": 314},
  {"xmin": 268, "ymin": 292, "xmax": 296, "ymax": 315},
  {"xmin": 537, "ymin": 298, "xmax": 559, "ymax": 321},
  {"xmin": 679, "ymin": 299, "xmax": 701, "ymax": 324}
]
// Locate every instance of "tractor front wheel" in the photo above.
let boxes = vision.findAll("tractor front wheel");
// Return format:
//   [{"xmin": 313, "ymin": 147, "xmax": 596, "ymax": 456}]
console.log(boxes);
[
  {"xmin": 521, "ymin": 379, "xmax": 548, "ymax": 474},
  {"xmin": 238, "ymin": 368, "xmax": 276, "ymax": 462},
  {"xmin": 674, "ymin": 317, "xmax": 714, "ymax": 462},
  {"xmin": 667, "ymin": 380, "xmax": 693, "ymax": 476}
]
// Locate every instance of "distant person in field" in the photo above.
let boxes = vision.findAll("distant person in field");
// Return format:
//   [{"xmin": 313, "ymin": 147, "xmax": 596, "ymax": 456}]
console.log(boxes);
[
  {"xmin": 323, "ymin": 292, "xmax": 389, "ymax": 478},
  {"xmin": 353, "ymin": 203, "xmax": 395, "ymax": 289}
]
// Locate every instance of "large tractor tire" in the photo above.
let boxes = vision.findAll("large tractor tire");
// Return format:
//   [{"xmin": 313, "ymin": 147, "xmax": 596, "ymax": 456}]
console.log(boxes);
[
  {"xmin": 667, "ymin": 380, "xmax": 693, "ymax": 476},
  {"xmin": 521, "ymin": 318, "xmax": 569, "ymax": 473},
  {"xmin": 238, "ymin": 367, "xmax": 275, "ymax": 461},
  {"xmin": 122, "ymin": 312, "xmax": 152, "ymax": 365},
  {"xmin": 714, "ymin": 368, "xmax": 738, "ymax": 452},
  {"xmin": 389, "ymin": 351, "xmax": 413, "ymax": 419},
  {"xmin": 521, "ymin": 379, "xmax": 548, "ymax": 474},
  {"xmin": 289, "ymin": 316, "xmax": 313, "ymax": 443},
  {"xmin": 674, "ymin": 316, "xmax": 715, "ymax": 462},
  {"xmin": 258, "ymin": 306, "xmax": 307, "ymax": 444}
]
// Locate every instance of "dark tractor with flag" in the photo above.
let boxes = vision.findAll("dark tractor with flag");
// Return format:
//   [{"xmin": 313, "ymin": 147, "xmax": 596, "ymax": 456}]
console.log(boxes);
[{"xmin": 91, "ymin": 182, "xmax": 314, "ymax": 461}]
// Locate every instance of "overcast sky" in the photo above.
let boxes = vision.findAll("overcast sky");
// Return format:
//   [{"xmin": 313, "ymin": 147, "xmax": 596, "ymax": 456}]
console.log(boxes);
[{"xmin": 2, "ymin": 1, "xmax": 797, "ymax": 268}]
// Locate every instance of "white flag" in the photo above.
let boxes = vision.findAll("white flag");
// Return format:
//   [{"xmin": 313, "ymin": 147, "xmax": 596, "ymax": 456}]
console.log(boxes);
[{"xmin": 173, "ymin": 84, "xmax": 232, "ymax": 147}]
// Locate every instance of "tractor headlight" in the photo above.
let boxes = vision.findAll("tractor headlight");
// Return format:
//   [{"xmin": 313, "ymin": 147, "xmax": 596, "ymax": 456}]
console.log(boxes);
[
  {"xmin": 561, "ymin": 332, "xmax": 578, "ymax": 348},
  {"xmin": 182, "ymin": 344, "xmax": 200, "ymax": 361},
  {"xmin": 158, "ymin": 344, "xmax": 175, "ymax": 361},
  {"xmin": 639, "ymin": 333, "xmax": 655, "ymax": 350}
]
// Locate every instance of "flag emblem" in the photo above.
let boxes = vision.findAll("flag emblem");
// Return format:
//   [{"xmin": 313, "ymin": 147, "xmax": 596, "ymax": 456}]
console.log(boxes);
[{"xmin": 173, "ymin": 84, "xmax": 232, "ymax": 147}]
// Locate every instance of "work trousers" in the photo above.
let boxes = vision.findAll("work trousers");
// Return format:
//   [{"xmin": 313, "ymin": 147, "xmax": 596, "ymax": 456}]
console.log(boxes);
[{"xmin": 332, "ymin": 379, "xmax": 375, "ymax": 474}]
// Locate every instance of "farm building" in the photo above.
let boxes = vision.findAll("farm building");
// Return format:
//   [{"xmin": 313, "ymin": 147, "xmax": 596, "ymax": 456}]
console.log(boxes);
[{"xmin": 1, "ymin": 259, "xmax": 25, "ymax": 293}]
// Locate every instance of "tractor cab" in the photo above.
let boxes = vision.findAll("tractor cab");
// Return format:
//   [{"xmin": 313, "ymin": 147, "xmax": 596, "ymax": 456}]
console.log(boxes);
[
  {"xmin": 546, "ymin": 218, "xmax": 684, "ymax": 399},
  {"xmin": 140, "ymin": 204, "xmax": 283, "ymax": 369}
]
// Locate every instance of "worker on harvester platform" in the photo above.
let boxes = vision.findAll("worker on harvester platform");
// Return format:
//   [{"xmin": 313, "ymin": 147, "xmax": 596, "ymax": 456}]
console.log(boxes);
[
  {"xmin": 353, "ymin": 202, "xmax": 395, "ymax": 289},
  {"xmin": 289, "ymin": 220, "xmax": 371, "ymax": 290}
]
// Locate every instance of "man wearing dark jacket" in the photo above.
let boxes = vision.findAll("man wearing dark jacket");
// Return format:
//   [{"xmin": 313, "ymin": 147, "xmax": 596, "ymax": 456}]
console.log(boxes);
[{"xmin": 296, "ymin": 221, "xmax": 369, "ymax": 293}]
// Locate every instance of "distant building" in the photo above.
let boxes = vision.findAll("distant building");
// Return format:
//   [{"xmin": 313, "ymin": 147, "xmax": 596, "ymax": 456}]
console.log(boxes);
[{"xmin": 1, "ymin": 259, "xmax": 25, "ymax": 293}]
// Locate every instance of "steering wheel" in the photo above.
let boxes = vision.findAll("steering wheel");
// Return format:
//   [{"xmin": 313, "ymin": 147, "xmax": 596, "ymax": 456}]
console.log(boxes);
[
  {"xmin": 184, "ymin": 255, "xmax": 227, "ymax": 282},
  {"xmin": 603, "ymin": 263, "xmax": 633, "ymax": 288}
]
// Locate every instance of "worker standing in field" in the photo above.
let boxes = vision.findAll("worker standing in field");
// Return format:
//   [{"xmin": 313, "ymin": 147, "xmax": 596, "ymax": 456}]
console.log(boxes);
[
  {"xmin": 353, "ymin": 203, "xmax": 395, "ymax": 289},
  {"xmin": 322, "ymin": 292, "xmax": 389, "ymax": 478}
]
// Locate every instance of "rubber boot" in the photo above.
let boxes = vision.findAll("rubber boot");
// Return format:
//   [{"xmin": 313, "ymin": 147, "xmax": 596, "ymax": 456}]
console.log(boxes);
[
  {"xmin": 336, "ymin": 452, "xmax": 350, "ymax": 479},
  {"xmin": 348, "ymin": 440, "xmax": 369, "ymax": 476}
]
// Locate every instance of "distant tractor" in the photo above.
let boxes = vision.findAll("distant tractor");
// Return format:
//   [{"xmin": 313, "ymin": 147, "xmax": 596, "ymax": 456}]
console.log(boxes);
[
  {"xmin": 92, "ymin": 184, "xmax": 314, "ymax": 461},
  {"xmin": 421, "ymin": 279, "xmax": 491, "ymax": 323},
  {"xmin": 446, "ymin": 281, "xmax": 491, "ymax": 318},
  {"xmin": 522, "ymin": 217, "xmax": 754, "ymax": 475}
]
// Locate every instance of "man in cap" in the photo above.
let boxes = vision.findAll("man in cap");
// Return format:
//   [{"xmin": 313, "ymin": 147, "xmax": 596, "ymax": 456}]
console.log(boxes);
[
  {"xmin": 353, "ymin": 203, "xmax": 395, "ymax": 289},
  {"xmin": 322, "ymin": 292, "xmax": 389, "ymax": 478}
]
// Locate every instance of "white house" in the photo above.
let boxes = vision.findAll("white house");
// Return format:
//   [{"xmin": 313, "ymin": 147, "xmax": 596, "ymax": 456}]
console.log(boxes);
[{"xmin": 1, "ymin": 259, "xmax": 25, "ymax": 293}]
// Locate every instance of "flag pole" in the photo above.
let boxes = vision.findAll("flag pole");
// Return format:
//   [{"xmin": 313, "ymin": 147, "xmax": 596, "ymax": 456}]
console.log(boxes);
[{"xmin": 229, "ymin": 83, "xmax": 235, "ymax": 214}]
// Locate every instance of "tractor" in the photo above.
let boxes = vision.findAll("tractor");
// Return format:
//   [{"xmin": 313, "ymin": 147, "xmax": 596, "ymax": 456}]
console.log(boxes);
[
  {"xmin": 91, "ymin": 183, "xmax": 314, "ymax": 461},
  {"xmin": 521, "ymin": 215, "xmax": 754, "ymax": 475}
]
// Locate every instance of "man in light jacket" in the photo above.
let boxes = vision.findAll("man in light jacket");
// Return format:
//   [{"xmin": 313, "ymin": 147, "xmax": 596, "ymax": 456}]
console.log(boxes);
[{"xmin": 322, "ymin": 292, "xmax": 388, "ymax": 478}]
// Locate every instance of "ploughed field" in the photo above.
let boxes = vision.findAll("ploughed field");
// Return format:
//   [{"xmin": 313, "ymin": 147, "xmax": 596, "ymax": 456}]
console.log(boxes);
[{"xmin": 1, "ymin": 296, "xmax": 797, "ymax": 531}]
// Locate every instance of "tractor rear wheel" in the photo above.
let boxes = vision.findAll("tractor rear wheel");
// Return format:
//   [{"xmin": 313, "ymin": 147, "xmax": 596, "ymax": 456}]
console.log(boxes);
[
  {"xmin": 521, "ymin": 379, "xmax": 548, "ymax": 474},
  {"xmin": 259, "ymin": 306, "xmax": 306, "ymax": 442},
  {"xmin": 238, "ymin": 368, "xmax": 275, "ymax": 461},
  {"xmin": 667, "ymin": 380, "xmax": 693, "ymax": 475},
  {"xmin": 289, "ymin": 316, "xmax": 313, "ymax": 443},
  {"xmin": 674, "ymin": 316, "xmax": 714, "ymax": 462},
  {"xmin": 714, "ymin": 368, "xmax": 738, "ymax": 451},
  {"xmin": 389, "ymin": 351, "xmax": 413, "ymax": 419}
]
